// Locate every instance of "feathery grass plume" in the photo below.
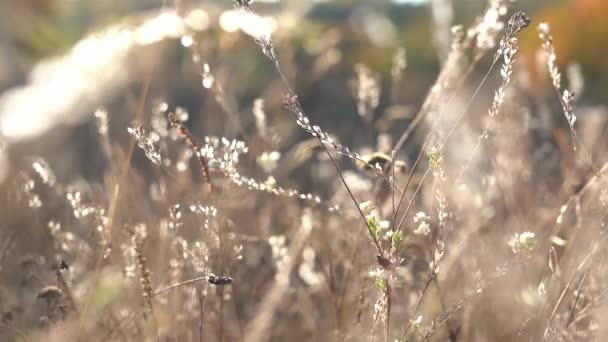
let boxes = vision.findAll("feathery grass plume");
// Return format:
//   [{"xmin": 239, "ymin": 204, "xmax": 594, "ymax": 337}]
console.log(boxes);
[{"xmin": 537, "ymin": 22, "xmax": 600, "ymax": 176}]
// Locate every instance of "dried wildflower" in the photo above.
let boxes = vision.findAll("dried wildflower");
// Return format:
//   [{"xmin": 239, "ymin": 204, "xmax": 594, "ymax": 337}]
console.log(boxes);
[
  {"xmin": 505, "ymin": 11, "xmax": 531, "ymax": 38},
  {"xmin": 509, "ymin": 231, "xmax": 536, "ymax": 255},
  {"xmin": 491, "ymin": 37, "xmax": 518, "ymax": 117},
  {"xmin": 538, "ymin": 22, "xmax": 599, "ymax": 176},
  {"xmin": 413, "ymin": 212, "xmax": 431, "ymax": 236},
  {"xmin": 254, "ymin": 35, "xmax": 278, "ymax": 65},
  {"xmin": 199, "ymin": 135, "xmax": 333, "ymax": 209},
  {"xmin": 127, "ymin": 125, "xmax": 162, "ymax": 166},
  {"xmin": 414, "ymin": 221, "xmax": 431, "ymax": 236},
  {"xmin": 538, "ymin": 22, "xmax": 561, "ymax": 89}
]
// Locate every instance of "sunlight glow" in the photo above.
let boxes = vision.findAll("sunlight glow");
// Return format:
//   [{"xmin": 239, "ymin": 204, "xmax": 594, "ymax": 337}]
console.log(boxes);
[
  {"xmin": 219, "ymin": 10, "xmax": 277, "ymax": 38},
  {"xmin": 0, "ymin": 9, "xmax": 209, "ymax": 142}
]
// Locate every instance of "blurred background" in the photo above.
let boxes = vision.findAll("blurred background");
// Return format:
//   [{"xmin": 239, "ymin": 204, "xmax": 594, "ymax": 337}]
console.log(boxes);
[{"xmin": 1, "ymin": 1, "xmax": 608, "ymax": 341}]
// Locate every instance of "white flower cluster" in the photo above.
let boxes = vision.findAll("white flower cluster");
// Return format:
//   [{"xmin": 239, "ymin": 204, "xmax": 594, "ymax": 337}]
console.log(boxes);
[{"xmin": 413, "ymin": 211, "xmax": 431, "ymax": 236}]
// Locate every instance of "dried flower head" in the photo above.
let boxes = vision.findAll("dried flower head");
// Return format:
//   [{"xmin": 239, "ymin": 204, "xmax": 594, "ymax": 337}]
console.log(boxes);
[
  {"xmin": 128, "ymin": 125, "xmax": 162, "ymax": 166},
  {"xmin": 505, "ymin": 11, "xmax": 531, "ymax": 38}
]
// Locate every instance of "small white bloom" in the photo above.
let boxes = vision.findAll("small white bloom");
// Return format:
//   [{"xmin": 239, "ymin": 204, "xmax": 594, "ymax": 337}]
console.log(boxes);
[
  {"xmin": 359, "ymin": 201, "xmax": 377, "ymax": 217},
  {"xmin": 413, "ymin": 211, "xmax": 430, "ymax": 223},
  {"xmin": 414, "ymin": 221, "xmax": 431, "ymax": 236}
]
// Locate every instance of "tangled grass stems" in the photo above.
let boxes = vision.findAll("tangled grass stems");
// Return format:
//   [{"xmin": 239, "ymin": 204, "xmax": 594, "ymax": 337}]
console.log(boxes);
[
  {"xmin": 391, "ymin": 0, "xmax": 517, "ymax": 154},
  {"xmin": 235, "ymin": 5, "xmax": 385, "ymax": 256},
  {"xmin": 393, "ymin": 12, "xmax": 531, "ymax": 235}
]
